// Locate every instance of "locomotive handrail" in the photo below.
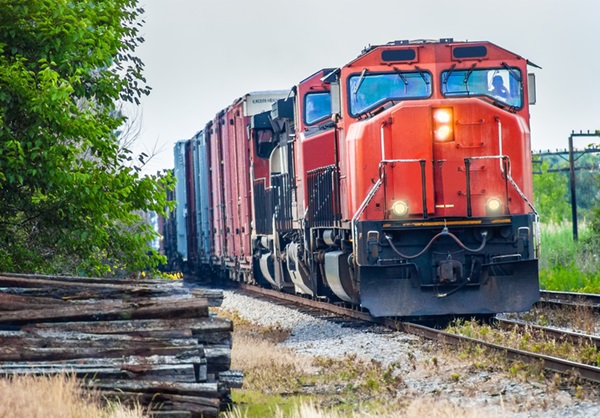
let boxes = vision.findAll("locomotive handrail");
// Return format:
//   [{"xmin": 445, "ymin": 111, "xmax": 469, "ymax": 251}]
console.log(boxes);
[
  {"xmin": 352, "ymin": 158, "xmax": 427, "ymax": 224},
  {"xmin": 463, "ymin": 154, "xmax": 538, "ymax": 216},
  {"xmin": 351, "ymin": 158, "xmax": 426, "ymax": 259},
  {"xmin": 352, "ymin": 155, "xmax": 541, "ymax": 260},
  {"xmin": 464, "ymin": 154, "xmax": 540, "ymax": 257}
]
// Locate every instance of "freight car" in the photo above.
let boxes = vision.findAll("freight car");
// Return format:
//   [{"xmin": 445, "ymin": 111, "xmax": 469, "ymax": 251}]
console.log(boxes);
[{"xmin": 168, "ymin": 39, "xmax": 540, "ymax": 318}]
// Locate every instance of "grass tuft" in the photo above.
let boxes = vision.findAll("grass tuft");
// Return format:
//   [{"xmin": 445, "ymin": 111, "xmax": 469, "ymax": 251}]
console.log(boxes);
[
  {"xmin": 0, "ymin": 374, "xmax": 143, "ymax": 418},
  {"xmin": 446, "ymin": 318, "xmax": 600, "ymax": 382}
]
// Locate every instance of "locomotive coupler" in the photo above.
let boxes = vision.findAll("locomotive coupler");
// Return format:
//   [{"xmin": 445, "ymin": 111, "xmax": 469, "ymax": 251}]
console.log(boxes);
[{"xmin": 437, "ymin": 259, "xmax": 463, "ymax": 284}]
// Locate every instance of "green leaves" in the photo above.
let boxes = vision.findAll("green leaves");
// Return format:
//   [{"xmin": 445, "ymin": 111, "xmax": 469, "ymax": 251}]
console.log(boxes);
[
  {"xmin": 533, "ymin": 161, "xmax": 572, "ymax": 224},
  {"xmin": 0, "ymin": 0, "xmax": 173, "ymax": 276}
]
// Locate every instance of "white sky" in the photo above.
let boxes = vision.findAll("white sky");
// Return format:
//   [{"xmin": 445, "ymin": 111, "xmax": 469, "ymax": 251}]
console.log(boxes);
[{"xmin": 133, "ymin": 0, "xmax": 600, "ymax": 174}]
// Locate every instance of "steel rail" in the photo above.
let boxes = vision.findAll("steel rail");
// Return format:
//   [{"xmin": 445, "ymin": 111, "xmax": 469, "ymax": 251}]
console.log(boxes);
[
  {"xmin": 538, "ymin": 290, "xmax": 600, "ymax": 311},
  {"xmin": 540, "ymin": 290, "xmax": 600, "ymax": 306},
  {"xmin": 398, "ymin": 321, "xmax": 600, "ymax": 384},
  {"xmin": 235, "ymin": 283, "xmax": 600, "ymax": 384},
  {"xmin": 496, "ymin": 318, "xmax": 600, "ymax": 350}
]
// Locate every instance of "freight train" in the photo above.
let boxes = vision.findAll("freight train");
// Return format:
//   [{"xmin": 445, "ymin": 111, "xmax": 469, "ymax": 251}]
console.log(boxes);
[{"xmin": 163, "ymin": 39, "xmax": 540, "ymax": 318}]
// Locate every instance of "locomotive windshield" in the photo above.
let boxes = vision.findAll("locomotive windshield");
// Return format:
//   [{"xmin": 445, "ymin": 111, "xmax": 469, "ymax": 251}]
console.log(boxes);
[
  {"xmin": 348, "ymin": 70, "xmax": 432, "ymax": 117},
  {"xmin": 441, "ymin": 67, "xmax": 523, "ymax": 108},
  {"xmin": 304, "ymin": 92, "xmax": 331, "ymax": 125}
]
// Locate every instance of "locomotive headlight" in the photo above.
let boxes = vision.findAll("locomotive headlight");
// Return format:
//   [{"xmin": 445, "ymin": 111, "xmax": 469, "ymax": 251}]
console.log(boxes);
[
  {"xmin": 433, "ymin": 108, "xmax": 452, "ymax": 124},
  {"xmin": 433, "ymin": 108, "xmax": 454, "ymax": 142},
  {"xmin": 486, "ymin": 197, "xmax": 502, "ymax": 215},
  {"xmin": 435, "ymin": 125, "xmax": 452, "ymax": 141},
  {"xmin": 391, "ymin": 200, "xmax": 409, "ymax": 217}
]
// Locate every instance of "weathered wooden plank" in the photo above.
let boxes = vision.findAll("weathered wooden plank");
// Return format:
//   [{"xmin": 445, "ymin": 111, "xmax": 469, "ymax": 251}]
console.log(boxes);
[
  {"xmin": 0, "ymin": 331, "xmax": 199, "ymax": 347},
  {"xmin": 21, "ymin": 317, "xmax": 232, "ymax": 346},
  {"xmin": 195, "ymin": 331, "xmax": 232, "ymax": 347},
  {"xmin": 190, "ymin": 289, "xmax": 224, "ymax": 307},
  {"xmin": 0, "ymin": 287, "xmax": 58, "ymax": 298},
  {"xmin": 26, "ymin": 326, "xmax": 194, "ymax": 340},
  {"xmin": 0, "ymin": 275, "xmax": 158, "ymax": 292},
  {"xmin": 0, "ymin": 298, "xmax": 209, "ymax": 326},
  {"xmin": 202, "ymin": 346, "xmax": 231, "ymax": 373},
  {"xmin": 0, "ymin": 343, "xmax": 202, "ymax": 362},
  {"xmin": 0, "ymin": 363, "xmax": 197, "ymax": 382},
  {"xmin": 0, "ymin": 272, "xmax": 168, "ymax": 286},
  {"xmin": 87, "ymin": 380, "xmax": 221, "ymax": 397},
  {"xmin": 0, "ymin": 351, "xmax": 204, "ymax": 368},
  {"xmin": 13, "ymin": 353, "xmax": 210, "ymax": 382},
  {"xmin": 218, "ymin": 370, "xmax": 244, "ymax": 389},
  {"xmin": 0, "ymin": 275, "xmax": 223, "ymax": 304},
  {"xmin": 100, "ymin": 391, "xmax": 220, "ymax": 417},
  {"xmin": 22, "ymin": 316, "xmax": 231, "ymax": 335},
  {"xmin": 0, "ymin": 286, "xmax": 166, "ymax": 301},
  {"xmin": 0, "ymin": 292, "xmax": 68, "ymax": 311},
  {"xmin": 150, "ymin": 412, "xmax": 192, "ymax": 418}
]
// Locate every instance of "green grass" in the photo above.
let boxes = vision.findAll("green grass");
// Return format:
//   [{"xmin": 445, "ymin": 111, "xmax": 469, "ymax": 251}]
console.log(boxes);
[
  {"xmin": 539, "ymin": 265, "xmax": 600, "ymax": 293},
  {"xmin": 230, "ymin": 391, "xmax": 314, "ymax": 417},
  {"xmin": 539, "ymin": 222, "xmax": 600, "ymax": 293}
]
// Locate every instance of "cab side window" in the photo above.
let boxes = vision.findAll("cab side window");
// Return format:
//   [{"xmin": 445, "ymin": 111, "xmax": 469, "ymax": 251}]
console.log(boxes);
[{"xmin": 304, "ymin": 92, "xmax": 331, "ymax": 125}]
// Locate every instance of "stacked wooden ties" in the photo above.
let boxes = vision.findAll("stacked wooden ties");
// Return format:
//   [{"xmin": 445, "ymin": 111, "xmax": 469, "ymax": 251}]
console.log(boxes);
[{"xmin": 0, "ymin": 273, "xmax": 240, "ymax": 418}]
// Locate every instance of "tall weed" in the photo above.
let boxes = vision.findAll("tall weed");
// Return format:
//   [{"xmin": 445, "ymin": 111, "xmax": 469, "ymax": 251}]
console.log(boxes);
[
  {"xmin": 540, "ymin": 264, "xmax": 600, "ymax": 293},
  {"xmin": 539, "ymin": 221, "xmax": 600, "ymax": 292},
  {"xmin": 0, "ymin": 374, "xmax": 143, "ymax": 418}
]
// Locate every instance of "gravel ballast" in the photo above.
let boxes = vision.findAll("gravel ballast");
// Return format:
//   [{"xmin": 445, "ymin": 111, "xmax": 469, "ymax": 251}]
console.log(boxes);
[{"xmin": 220, "ymin": 289, "xmax": 600, "ymax": 417}]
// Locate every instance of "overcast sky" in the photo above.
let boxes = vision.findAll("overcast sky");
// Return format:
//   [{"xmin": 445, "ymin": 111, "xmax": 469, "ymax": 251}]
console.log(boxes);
[{"xmin": 133, "ymin": 0, "xmax": 600, "ymax": 174}]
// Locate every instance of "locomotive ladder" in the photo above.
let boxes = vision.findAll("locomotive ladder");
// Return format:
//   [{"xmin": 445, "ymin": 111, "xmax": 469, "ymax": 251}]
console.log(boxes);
[{"xmin": 306, "ymin": 165, "xmax": 342, "ymax": 228}]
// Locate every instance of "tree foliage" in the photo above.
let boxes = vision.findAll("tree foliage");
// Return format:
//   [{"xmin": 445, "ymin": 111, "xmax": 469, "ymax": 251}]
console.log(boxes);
[
  {"xmin": 591, "ymin": 174, "xmax": 600, "ymax": 240},
  {"xmin": 0, "ymin": 0, "xmax": 174, "ymax": 275},
  {"xmin": 533, "ymin": 161, "xmax": 572, "ymax": 223},
  {"xmin": 533, "ymin": 156, "xmax": 599, "ymax": 224}
]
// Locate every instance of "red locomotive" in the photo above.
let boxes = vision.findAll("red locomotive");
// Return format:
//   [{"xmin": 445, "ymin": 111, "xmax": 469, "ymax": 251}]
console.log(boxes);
[{"xmin": 169, "ymin": 39, "xmax": 540, "ymax": 318}]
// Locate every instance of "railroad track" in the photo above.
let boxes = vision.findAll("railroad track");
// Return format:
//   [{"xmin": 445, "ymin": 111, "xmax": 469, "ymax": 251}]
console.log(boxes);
[
  {"xmin": 538, "ymin": 290, "xmax": 600, "ymax": 311},
  {"xmin": 234, "ymin": 283, "xmax": 600, "ymax": 384},
  {"xmin": 496, "ymin": 318, "xmax": 600, "ymax": 350}
]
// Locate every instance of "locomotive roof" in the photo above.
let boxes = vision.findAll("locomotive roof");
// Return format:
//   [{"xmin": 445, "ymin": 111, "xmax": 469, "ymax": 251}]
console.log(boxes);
[
  {"xmin": 347, "ymin": 39, "xmax": 529, "ymax": 67},
  {"xmin": 299, "ymin": 68, "xmax": 338, "ymax": 85}
]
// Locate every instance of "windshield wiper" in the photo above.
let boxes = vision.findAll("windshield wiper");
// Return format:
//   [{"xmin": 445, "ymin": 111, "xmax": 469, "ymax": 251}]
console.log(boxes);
[
  {"xmin": 463, "ymin": 63, "xmax": 477, "ymax": 84},
  {"xmin": 443, "ymin": 63, "xmax": 456, "ymax": 86},
  {"xmin": 392, "ymin": 67, "xmax": 408, "ymax": 94},
  {"xmin": 414, "ymin": 65, "xmax": 430, "ymax": 92},
  {"xmin": 353, "ymin": 68, "xmax": 367, "ymax": 94},
  {"xmin": 501, "ymin": 62, "xmax": 521, "ymax": 82},
  {"xmin": 392, "ymin": 67, "xmax": 408, "ymax": 86}
]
